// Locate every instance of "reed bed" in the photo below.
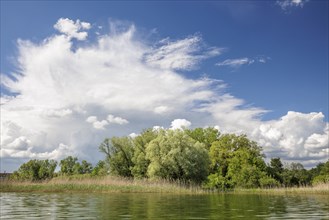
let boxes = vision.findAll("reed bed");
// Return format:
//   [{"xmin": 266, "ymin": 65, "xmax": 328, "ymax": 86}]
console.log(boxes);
[
  {"xmin": 232, "ymin": 183, "xmax": 329, "ymax": 195},
  {"xmin": 1, "ymin": 176, "xmax": 328, "ymax": 195},
  {"xmin": 0, "ymin": 176, "xmax": 205, "ymax": 194}
]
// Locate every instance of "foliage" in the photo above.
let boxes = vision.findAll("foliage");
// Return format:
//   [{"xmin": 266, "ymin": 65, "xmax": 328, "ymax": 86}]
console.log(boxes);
[
  {"xmin": 146, "ymin": 129, "xmax": 210, "ymax": 183},
  {"xmin": 185, "ymin": 127, "xmax": 220, "ymax": 150},
  {"xmin": 311, "ymin": 160, "xmax": 329, "ymax": 185},
  {"xmin": 282, "ymin": 162, "xmax": 311, "ymax": 187},
  {"xmin": 80, "ymin": 160, "xmax": 93, "ymax": 174},
  {"xmin": 266, "ymin": 157, "xmax": 284, "ymax": 184},
  {"xmin": 206, "ymin": 134, "xmax": 275, "ymax": 189},
  {"xmin": 59, "ymin": 156, "xmax": 79, "ymax": 175},
  {"xmin": 91, "ymin": 160, "xmax": 108, "ymax": 176},
  {"xmin": 10, "ymin": 159, "xmax": 57, "ymax": 181},
  {"xmin": 8, "ymin": 128, "xmax": 328, "ymax": 189},
  {"xmin": 99, "ymin": 136, "xmax": 134, "ymax": 177},
  {"xmin": 131, "ymin": 129, "xmax": 158, "ymax": 178}
]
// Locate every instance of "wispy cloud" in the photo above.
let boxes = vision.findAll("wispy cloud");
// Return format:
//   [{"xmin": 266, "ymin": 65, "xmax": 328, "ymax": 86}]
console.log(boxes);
[
  {"xmin": 1, "ymin": 18, "xmax": 327, "ymax": 171},
  {"xmin": 276, "ymin": 0, "xmax": 308, "ymax": 11},
  {"xmin": 216, "ymin": 56, "xmax": 270, "ymax": 68},
  {"xmin": 145, "ymin": 35, "xmax": 223, "ymax": 70}
]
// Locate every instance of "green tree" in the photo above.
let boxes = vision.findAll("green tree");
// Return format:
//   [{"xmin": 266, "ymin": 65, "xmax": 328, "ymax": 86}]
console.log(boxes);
[
  {"xmin": 38, "ymin": 159, "xmax": 58, "ymax": 179},
  {"xmin": 131, "ymin": 129, "xmax": 158, "ymax": 178},
  {"xmin": 207, "ymin": 134, "xmax": 275, "ymax": 189},
  {"xmin": 91, "ymin": 160, "xmax": 108, "ymax": 176},
  {"xmin": 99, "ymin": 137, "xmax": 134, "ymax": 177},
  {"xmin": 311, "ymin": 160, "xmax": 329, "ymax": 185},
  {"xmin": 267, "ymin": 157, "xmax": 284, "ymax": 184},
  {"xmin": 12, "ymin": 159, "xmax": 57, "ymax": 181},
  {"xmin": 80, "ymin": 160, "xmax": 93, "ymax": 174},
  {"xmin": 60, "ymin": 156, "xmax": 78, "ymax": 175},
  {"xmin": 282, "ymin": 162, "xmax": 311, "ymax": 187},
  {"xmin": 185, "ymin": 127, "xmax": 220, "ymax": 150},
  {"xmin": 146, "ymin": 129, "xmax": 210, "ymax": 183}
]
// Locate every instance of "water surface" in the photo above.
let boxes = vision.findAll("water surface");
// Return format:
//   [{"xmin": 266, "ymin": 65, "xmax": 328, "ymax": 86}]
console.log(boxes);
[{"xmin": 1, "ymin": 192, "xmax": 328, "ymax": 219}]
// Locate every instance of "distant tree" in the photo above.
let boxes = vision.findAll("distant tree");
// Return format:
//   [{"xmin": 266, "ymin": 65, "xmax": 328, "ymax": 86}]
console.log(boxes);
[
  {"xmin": 282, "ymin": 162, "xmax": 311, "ymax": 187},
  {"xmin": 99, "ymin": 137, "xmax": 134, "ymax": 177},
  {"xmin": 91, "ymin": 160, "xmax": 108, "ymax": 176},
  {"xmin": 11, "ymin": 159, "xmax": 57, "ymax": 181},
  {"xmin": 266, "ymin": 157, "xmax": 284, "ymax": 184},
  {"xmin": 146, "ymin": 129, "xmax": 210, "ymax": 183},
  {"xmin": 311, "ymin": 160, "xmax": 329, "ymax": 185},
  {"xmin": 80, "ymin": 160, "xmax": 93, "ymax": 174},
  {"xmin": 99, "ymin": 138, "xmax": 112, "ymax": 159},
  {"xmin": 60, "ymin": 156, "xmax": 78, "ymax": 175},
  {"xmin": 38, "ymin": 159, "xmax": 58, "ymax": 180}
]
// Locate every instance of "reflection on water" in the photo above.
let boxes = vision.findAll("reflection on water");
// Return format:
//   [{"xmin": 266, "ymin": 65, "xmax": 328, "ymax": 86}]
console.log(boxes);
[{"xmin": 0, "ymin": 192, "xmax": 328, "ymax": 219}]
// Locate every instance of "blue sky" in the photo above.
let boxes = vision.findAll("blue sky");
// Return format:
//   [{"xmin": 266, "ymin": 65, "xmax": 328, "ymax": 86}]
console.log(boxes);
[{"xmin": 1, "ymin": 0, "xmax": 328, "ymax": 171}]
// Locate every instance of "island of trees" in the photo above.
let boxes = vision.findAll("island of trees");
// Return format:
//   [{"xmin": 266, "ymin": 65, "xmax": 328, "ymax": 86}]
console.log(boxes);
[{"xmin": 7, "ymin": 127, "xmax": 329, "ymax": 190}]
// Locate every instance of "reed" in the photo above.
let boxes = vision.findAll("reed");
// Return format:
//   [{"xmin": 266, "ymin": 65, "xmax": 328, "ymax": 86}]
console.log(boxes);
[
  {"xmin": 232, "ymin": 183, "xmax": 329, "ymax": 195},
  {"xmin": 0, "ymin": 176, "xmax": 205, "ymax": 194},
  {"xmin": 1, "ymin": 176, "xmax": 328, "ymax": 195}
]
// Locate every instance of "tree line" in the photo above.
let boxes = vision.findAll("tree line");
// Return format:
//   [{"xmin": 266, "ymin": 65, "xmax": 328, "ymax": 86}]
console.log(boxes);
[{"xmin": 10, "ymin": 127, "xmax": 329, "ymax": 189}]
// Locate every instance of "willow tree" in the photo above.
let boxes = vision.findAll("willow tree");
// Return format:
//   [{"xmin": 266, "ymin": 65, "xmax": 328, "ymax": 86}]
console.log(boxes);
[
  {"xmin": 131, "ymin": 128, "xmax": 158, "ymax": 178},
  {"xmin": 11, "ymin": 159, "xmax": 57, "ymax": 181},
  {"xmin": 146, "ymin": 129, "xmax": 210, "ymax": 183},
  {"xmin": 99, "ymin": 136, "xmax": 134, "ymax": 177},
  {"xmin": 207, "ymin": 134, "xmax": 277, "ymax": 189}
]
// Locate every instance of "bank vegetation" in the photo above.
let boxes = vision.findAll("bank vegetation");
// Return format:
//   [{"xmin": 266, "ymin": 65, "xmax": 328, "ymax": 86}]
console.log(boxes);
[{"xmin": 1, "ymin": 127, "xmax": 328, "ymax": 194}]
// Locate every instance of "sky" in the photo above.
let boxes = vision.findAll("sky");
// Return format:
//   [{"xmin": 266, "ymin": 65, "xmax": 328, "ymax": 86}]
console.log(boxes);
[{"xmin": 1, "ymin": 0, "xmax": 328, "ymax": 172}]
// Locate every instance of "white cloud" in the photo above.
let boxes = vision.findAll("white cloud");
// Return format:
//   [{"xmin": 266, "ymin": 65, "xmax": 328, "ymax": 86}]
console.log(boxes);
[
  {"xmin": 107, "ymin": 114, "xmax": 129, "ymax": 125},
  {"xmin": 216, "ymin": 56, "xmax": 269, "ymax": 68},
  {"xmin": 216, "ymin": 57, "xmax": 251, "ymax": 68},
  {"xmin": 252, "ymin": 112, "xmax": 328, "ymax": 161},
  {"xmin": 43, "ymin": 108, "xmax": 73, "ymax": 118},
  {"xmin": 170, "ymin": 119, "xmax": 192, "ymax": 130},
  {"xmin": 86, "ymin": 116, "xmax": 97, "ymax": 123},
  {"xmin": 129, "ymin": 133, "xmax": 138, "ymax": 138},
  {"xmin": 54, "ymin": 18, "xmax": 91, "ymax": 40},
  {"xmin": 92, "ymin": 120, "xmax": 109, "ymax": 130},
  {"xmin": 145, "ymin": 35, "xmax": 222, "ymax": 70},
  {"xmin": 154, "ymin": 106, "xmax": 170, "ymax": 114},
  {"xmin": 86, "ymin": 114, "xmax": 128, "ymax": 129},
  {"xmin": 276, "ymin": 0, "xmax": 308, "ymax": 11},
  {"xmin": 0, "ymin": 18, "xmax": 327, "ymax": 171}
]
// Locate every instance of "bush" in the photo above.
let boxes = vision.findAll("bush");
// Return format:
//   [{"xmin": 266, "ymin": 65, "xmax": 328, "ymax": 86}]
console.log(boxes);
[
  {"xmin": 312, "ymin": 175, "xmax": 329, "ymax": 185},
  {"xmin": 11, "ymin": 159, "xmax": 57, "ymax": 181}
]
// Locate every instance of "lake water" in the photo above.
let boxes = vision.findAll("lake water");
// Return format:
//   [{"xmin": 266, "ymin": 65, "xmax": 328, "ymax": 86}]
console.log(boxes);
[{"xmin": 0, "ymin": 192, "xmax": 328, "ymax": 219}]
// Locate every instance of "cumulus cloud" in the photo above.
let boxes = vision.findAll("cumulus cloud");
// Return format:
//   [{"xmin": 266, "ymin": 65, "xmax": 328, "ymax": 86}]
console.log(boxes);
[
  {"xmin": 216, "ymin": 56, "xmax": 270, "ymax": 68},
  {"xmin": 0, "ymin": 17, "xmax": 327, "ymax": 171},
  {"xmin": 107, "ymin": 114, "xmax": 129, "ymax": 125},
  {"xmin": 252, "ymin": 112, "xmax": 328, "ymax": 164},
  {"xmin": 54, "ymin": 18, "xmax": 91, "ymax": 40},
  {"xmin": 86, "ymin": 114, "xmax": 128, "ymax": 129},
  {"xmin": 276, "ymin": 0, "xmax": 308, "ymax": 11},
  {"xmin": 170, "ymin": 119, "xmax": 192, "ymax": 130}
]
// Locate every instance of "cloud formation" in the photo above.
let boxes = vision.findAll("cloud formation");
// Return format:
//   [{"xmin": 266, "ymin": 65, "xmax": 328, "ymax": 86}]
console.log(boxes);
[
  {"xmin": 170, "ymin": 119, "xmax": 192, "ymax": 130},
  {"xmin": 1, "ymin": 18, "xmax": 327, "ymax": 171},
  {"xmin": 145, "ymin": 36, "xmax": 222, "ymax": 70},
  {"xmin": 276, "ymin": 0, "xmax": 308, "ymax": 11},
  {"xmin": 54, "ymin": 18, "xmax": 91, "ymax": 40},
  {"xmin": 216, "ymin": 56, "xmax": 269, "ymax": 69}
]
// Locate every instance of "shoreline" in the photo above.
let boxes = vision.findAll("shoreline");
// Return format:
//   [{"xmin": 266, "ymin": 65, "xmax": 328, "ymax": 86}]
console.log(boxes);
[{"xmin": 1, "ymin": 176, "xmax": 328, "ymax": 195}]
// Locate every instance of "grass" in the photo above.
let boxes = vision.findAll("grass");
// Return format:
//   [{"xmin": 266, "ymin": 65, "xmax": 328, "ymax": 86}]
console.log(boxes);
[
  {"xmin": 1, "ymin": 176, "xmax": 328, "ymax": 195},
  {"xmin": 231, "ymin": 183, "xmax": 329, "ymax": 195},
  {"xmin": 0, "ymin": 176, "xmax": 205, "ymax": 194}
]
